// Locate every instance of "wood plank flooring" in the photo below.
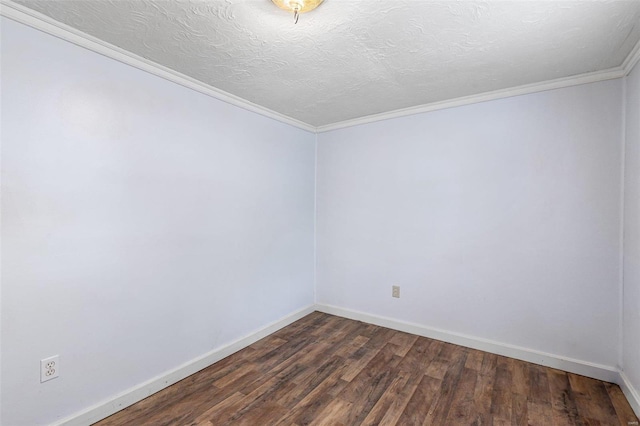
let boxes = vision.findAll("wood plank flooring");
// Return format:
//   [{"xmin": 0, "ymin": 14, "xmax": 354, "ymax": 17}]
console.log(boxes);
[{"xmin": 94, "ymin": 312, "xmax": 639, "ymax": 426}]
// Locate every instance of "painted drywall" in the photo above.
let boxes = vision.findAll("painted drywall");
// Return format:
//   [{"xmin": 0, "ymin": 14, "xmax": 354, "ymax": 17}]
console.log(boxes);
[
  {"xmin": 316, "ymin": 79, "xmax": 623, "ymax": 368},
  {"xmin": 1, "ymin": 17, "xmax": 315, "ymax": 426},
  {"xmin": 624, "ymin": 60, "xmax": 640, "ymax": 402}
]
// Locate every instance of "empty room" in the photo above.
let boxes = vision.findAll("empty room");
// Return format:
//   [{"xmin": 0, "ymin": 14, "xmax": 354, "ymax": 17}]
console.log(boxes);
[{"xmin": 2, "ymin": 0, "xmax": 640, "ymax": 425}]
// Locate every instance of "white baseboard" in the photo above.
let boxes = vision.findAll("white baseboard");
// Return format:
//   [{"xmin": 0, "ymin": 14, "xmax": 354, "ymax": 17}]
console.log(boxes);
[
  {"xmin": 49, "ymin": 303, "xmax": 639, "ymax": 425},
  {"xmin": 315, "ymin": 303, "xmax": 620, "ymax": 384},
  {"xmin": 52, "ymin": 304, "xmax": 316, "ymax": 426},
  {"xmin": 619, "ymin": 371, "xmax": 640, "ymax": 418}
]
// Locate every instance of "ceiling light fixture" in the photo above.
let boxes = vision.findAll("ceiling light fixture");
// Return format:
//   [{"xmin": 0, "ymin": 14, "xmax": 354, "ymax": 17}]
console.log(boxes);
[{"xmin": 271, "ymin": 0, "xmax": 324, "ymax": 24}]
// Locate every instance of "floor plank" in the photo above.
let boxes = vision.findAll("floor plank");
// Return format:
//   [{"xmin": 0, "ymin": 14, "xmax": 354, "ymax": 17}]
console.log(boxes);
[{"xmin": 94, "ymin": 312, "xmax": 639, "ymax": 426}]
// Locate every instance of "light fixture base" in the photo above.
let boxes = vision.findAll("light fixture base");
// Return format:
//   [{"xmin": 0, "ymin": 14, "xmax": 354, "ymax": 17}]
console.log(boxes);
[{"xmin": 271, "ymin": 0, "xmax": 324, "ymax": 23}]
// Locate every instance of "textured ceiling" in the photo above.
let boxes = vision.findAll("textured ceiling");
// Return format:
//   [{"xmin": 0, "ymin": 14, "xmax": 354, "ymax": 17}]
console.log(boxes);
[{"xmin": 11, "ymin": 0, "xmax": 640, "ymax": 127}]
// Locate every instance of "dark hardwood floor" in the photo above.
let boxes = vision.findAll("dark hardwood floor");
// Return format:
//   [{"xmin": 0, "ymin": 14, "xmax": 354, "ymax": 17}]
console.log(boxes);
[{"xmin": 94, "ymin": 312, "xmax": 639, "ymax": 425}]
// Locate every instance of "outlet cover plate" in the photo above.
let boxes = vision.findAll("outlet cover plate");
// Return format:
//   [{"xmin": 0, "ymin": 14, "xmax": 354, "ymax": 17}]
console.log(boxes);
[
  {"xmin": 41, "ymin": 355, "xmax": 59, "ymax": 382},
  {"xmin": 392, "ymin": 285, "xmax": 400, "ymax": 298}
]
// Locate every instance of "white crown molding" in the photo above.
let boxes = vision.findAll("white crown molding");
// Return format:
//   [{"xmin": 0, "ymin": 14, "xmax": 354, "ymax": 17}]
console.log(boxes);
[
  {"xmin": 315, "ymin": 303, "xmax": 620, "ymax": 383},
  {"xmin": 623, "ymin": 37, "xmax": 640, "ymax": 76},
  {"xmin": 2, "ymin": 0, "xmax": 640, "ymax": 135},
  {"xmin": 317, "ymin": 36, "xmax": 640, "ymax": 133},
  {"xmin": 50, "ymin": 304, "xmax": 316, "ymax": 426},
  {"xmin": 316, "ymin": 67, "xmax": 626, "ymax": 132},
  {"xmin": 0, "ymin": 0, "xmax": 317, "ymax": 133}
]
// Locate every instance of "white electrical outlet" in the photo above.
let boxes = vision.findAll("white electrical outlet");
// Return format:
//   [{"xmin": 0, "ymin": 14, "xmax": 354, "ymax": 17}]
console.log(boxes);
[
  {"xmin": 392, "ymin": 285, "xmax": 400, "ymax": 298},
  {"xmin": 41, "ymin": 355, "xmax": 59, "ymax": 382}
]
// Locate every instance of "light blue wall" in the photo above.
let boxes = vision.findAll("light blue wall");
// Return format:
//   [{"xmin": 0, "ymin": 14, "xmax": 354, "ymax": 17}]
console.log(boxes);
[
  {"xmin": 624, "ymin": 59, "xmax": 640, "ymax": 409},
  {"xmin": 316, "ymin": 80, "xmax": 623, "ymax": 368},
  {"xmin": 1, "ymin": 18, "xmax": 315, "ymax": 425}
]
